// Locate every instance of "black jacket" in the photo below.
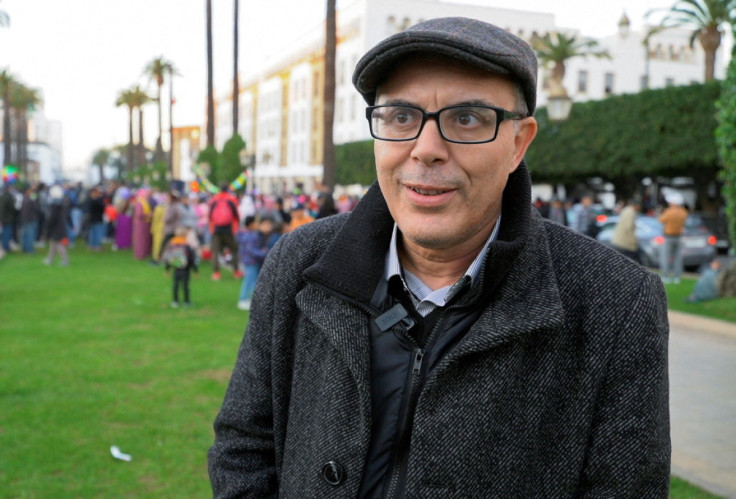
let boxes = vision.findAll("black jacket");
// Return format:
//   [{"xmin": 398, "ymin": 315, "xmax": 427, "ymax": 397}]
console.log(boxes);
[{"xmin": 209, "ymin": 162, "xmax": 670, "ymax": 498}]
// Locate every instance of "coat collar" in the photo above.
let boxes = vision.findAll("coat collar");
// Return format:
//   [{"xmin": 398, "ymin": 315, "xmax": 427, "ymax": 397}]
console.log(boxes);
[
  {"xmin": 301, "ymin": 160, "xmax": 565, "ymax": 380},
  {"xmin": 304, "ymin": 160, "xmax": 535, "ymax": 307}
]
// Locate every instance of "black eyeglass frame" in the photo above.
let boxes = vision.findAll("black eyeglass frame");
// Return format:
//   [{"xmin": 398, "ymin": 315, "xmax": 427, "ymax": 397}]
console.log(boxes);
[{"xmin": 365, "ymin": 103, "xmax": 528, "ymax": 144}]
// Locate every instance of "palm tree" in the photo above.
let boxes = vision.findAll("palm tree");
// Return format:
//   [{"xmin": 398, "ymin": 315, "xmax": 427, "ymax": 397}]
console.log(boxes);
[
  {"xmin": 168, "ymin": 65, "xmax": 177, "ymax": 177},
  {"xmin": 322, "ymin": 0, "xmax": 337, "ymax": 191},
  {"xmin": 0, "ymin": 69, "xmax": 17, "ymax": 167},
  {"xmin": 143, "ymin": 56, "xmax": 177, "ymax": 163},
  {"xmin": 116, "ymin": 86, "xmax": 149, "ymax": 174},
  {"xmin": 206, "ymin": 0, "xmax": 215, "ymax": 148},
  {"xmin": 92, "ymin": 148, "xmax": 110, "ymax": 184},
  {"xmin": 129, "ymin": 85, "xmax": 151, "ymax": 169},
  {"xmin": 116, "ymin": 88, "xmax": 137, "ymax": 174},
  {"xmin": 232, "ymin": 0, "xmax": 240, "ymax": 136},
  {"xmin": 647, "ymin": 0, "xmax": 736, "ymax": 81},
  {"xmin": 9, "ymin": 83, "xmax": 41, "ymax": 179},
  {"xmin": 0, "ymin": 1, "xmax": 9, "ymax": 28},
  {"xmin": 531, "ymin": 31, "xmax": 610, "ymax": 95}
]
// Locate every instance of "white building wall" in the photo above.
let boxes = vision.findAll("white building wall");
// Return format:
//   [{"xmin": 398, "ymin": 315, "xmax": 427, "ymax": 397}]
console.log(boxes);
[
  {"xmin": 255, "ymin": 76, "xmax": 283, "ymax": 176},
  {"xmin": 223, "ymin": 0, "xmax": 724, "ymax": 192},
  {"xmin": 287, "ymin": 62, "xmax": 313, "ymax": 168},
  {"xmin": 240, "ymin": 91, "xmax": 255, "ymax": 151},
  {"xmin": 563, "ymin": 26, "xmax": 709, "ymax": 103}
]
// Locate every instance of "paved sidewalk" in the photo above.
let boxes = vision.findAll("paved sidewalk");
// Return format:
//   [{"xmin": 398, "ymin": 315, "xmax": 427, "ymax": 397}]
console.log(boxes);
[{"xmin": 668, "ymin": 311, "xmax": 736, "ymax": 498}]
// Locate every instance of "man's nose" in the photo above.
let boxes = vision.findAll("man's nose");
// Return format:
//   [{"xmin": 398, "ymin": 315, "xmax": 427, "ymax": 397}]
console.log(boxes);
[{"xmin": 411, "ymin": 117, "xmax": 448, "ymax": 165}]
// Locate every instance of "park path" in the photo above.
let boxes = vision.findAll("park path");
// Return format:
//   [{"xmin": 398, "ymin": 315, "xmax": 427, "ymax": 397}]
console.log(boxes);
[{"xmin": 669, "ymin": 311, "xmax": 736, "ymax": 498}]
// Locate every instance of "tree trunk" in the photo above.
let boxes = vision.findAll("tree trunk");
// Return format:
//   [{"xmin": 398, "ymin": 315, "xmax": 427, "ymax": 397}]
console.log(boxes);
[
  {"xmin": 169, "ymin": 68, "xmax": 175, "ymax": 178},
  {"xmin": 14, "ymin": 108, "xmax": 24, "ymax": 178},
  {"xmin": 699, "ymin": 27, "xmax": 721, "ymax": 82},
  {"xmin": 20, "ymin": 111, "xmax": 28, "ymax": 179},
  {"xmin": 138, "ymin": 107, "xmax": 145, "ymax": 168},
  {"xmin": 322, "ymin": 0, "xmax": 337, "ymax": 191},
  {"xmin": 206, "ymin": 0, "xmax": 215, "ymax": 148},
  {"xmin": 155, "ymin": 82, "xmax": 164, "ymax": 162},
  {"xmin": 3, "ymin": 89, "xmax": 12, "ymax": 167},
  {"xmin": 608, "ymin": 175, "xmax": 639, "ymax": 202},
  {"xmin": 127, "ymin": 107, "xmax": 135, "ymax": 174},
  {"xmin": 691, "ymin": 168, "xmax": 721, "ymax": 212},
  {"xmin": 233, "ymin": 0, "xmax": 240, "ymax": 137}
]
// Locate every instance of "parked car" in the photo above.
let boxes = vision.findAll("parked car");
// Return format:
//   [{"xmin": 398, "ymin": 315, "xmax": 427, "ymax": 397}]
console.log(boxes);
[
  {"xmin": 596, "ymin": 215, "xmax": 717, "ymax": 270},
  {"xmin": 692, "ymin": 212, "xmax": 730, "ymax": 254}
]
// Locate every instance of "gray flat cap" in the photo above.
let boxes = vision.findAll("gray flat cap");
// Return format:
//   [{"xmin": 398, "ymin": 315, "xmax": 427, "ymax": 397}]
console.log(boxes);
[{"xmin": 353, "ymin": 17, "xmax": 537, "ymax": 115}]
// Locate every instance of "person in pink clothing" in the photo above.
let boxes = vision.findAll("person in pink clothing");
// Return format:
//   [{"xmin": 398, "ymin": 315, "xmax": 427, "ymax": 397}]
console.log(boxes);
[{"xmin": 132, "ymin": 188, "xmax": 152, "ymax": 260}]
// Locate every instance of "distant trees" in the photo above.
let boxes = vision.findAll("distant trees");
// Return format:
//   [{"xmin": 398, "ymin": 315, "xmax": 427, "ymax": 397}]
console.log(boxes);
[
  {"xmin": 716, "ymin": 23, "xmax": 736, "ymax": 250},
  {"xmin": 115, "ymin": 85, "xmax": 151, "ymax": 175}
]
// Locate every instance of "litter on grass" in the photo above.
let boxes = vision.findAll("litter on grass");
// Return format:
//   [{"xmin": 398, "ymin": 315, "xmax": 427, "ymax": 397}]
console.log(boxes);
[{"xmin": 110, "ymin": 445, "xmax": 132, "ymax": 462}]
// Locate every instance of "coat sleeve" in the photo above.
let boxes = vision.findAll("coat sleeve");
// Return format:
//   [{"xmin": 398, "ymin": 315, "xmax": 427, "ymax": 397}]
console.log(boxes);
[
  {"xmin": 207, "ymin": 239, "xmax": 287, "ymax": 498},
  {"xmin": 578, "ymin": 272, "xmax": 671, "ymax": 497}
]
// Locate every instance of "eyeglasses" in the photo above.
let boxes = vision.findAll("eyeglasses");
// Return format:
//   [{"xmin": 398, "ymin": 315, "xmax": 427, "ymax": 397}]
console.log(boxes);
[{"xmin": 366, "ymin": 104, "xmax": 527, "ymax": 144}]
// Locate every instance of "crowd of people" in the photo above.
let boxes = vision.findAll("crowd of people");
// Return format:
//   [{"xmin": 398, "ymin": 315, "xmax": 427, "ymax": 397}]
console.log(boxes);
[{"xmin": 0, "ymin": 180, "xmax": 361, "ymax": 308}]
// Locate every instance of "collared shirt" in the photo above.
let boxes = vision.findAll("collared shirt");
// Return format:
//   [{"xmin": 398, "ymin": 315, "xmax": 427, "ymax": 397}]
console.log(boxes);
[{"xmin": 384, "ymin": 216, "xmax": 501, "ymax": 316}]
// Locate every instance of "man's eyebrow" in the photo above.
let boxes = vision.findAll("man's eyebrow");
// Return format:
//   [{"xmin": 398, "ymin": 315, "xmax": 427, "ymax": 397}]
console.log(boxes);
[
  {"xmin": 376, "ymin": 98, "xmax": 415, "ymax": 106},
  {"xmin": 374, "ymin": 98, "xmax": 498, "ymax": 108}
]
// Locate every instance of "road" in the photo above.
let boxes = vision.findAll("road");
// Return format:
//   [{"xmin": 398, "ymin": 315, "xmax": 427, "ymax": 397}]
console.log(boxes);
[{"xmin": 669, "ymin": 312, "xmax": 736, "ymax": 498}]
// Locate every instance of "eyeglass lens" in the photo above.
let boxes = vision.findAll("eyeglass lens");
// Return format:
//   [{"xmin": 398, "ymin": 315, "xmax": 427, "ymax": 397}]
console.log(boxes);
[{"xmin": 370, "ymin": 105, "xmax": 499, "ymax": 143}]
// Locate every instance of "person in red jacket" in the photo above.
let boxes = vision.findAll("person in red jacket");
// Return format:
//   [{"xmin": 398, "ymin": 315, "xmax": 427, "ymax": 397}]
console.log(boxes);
[{"xmin": 208, "ymin": 184, "xmax": 243, "ymax": 280}]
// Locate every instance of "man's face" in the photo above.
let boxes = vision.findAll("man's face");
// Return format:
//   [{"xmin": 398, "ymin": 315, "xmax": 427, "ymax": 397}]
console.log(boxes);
[{"xmin": 374, "ymin": 57, "xmax": 537, "ymax": 253}]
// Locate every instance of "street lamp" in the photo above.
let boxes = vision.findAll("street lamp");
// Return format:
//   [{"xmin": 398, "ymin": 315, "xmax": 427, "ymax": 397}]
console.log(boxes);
[{"xmin": 547, "ymin": 79, "xmax": 572, "ymax": 122}]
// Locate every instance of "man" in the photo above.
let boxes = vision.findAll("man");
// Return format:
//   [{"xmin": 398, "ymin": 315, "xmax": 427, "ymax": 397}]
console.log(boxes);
[
  {"xmin": 209, "ymin": 17, "xmax": 670, "ymax": 497},
  {"xmin": 571, "ymin": 194, "xmax": 595, "ymax": 236},
  {"xmin": 611, "ymin": 198, "xmax": 641, "ymax": 263},
  {"xmin": 208, "ymin": 184, "xmax": 243, "ymax": 281},
  {"xmin": 658, "ymin": 191, "xmax": 689, "ymax": 283}
]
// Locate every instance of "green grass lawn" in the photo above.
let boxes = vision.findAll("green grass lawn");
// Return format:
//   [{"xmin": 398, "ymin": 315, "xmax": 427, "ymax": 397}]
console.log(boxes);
[
  {"xmin": 0, "ymin": 244, "xmax": 728, "ymax": 497},
  {"xmin": 1, "ymin": 245, "xmax": 246, "ymax": 496},
  {"xmin": 663, "ymin": 274, "xmax": 736, "ymax": 324}
]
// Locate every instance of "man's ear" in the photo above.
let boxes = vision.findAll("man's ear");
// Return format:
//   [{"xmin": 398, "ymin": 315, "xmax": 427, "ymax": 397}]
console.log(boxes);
[{"xmin": 512, "ymin": 117, "xmax": 538, "ymax": 167}]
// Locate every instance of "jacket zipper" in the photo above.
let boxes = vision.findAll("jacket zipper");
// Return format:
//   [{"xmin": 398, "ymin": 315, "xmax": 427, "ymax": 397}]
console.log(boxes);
[
  {"xmin": 383, "ymin": 308, "xmax": 457, "ymax": 499},
  {"xmin": 382, "ymin": 346, "xmax": 425, "ymax": 499}
]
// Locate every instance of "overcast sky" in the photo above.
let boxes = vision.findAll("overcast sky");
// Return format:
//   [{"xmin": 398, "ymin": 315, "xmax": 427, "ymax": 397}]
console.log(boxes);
[{"xmin": 0, "ymin": 0, "xmax": 710, "ymax": 174}]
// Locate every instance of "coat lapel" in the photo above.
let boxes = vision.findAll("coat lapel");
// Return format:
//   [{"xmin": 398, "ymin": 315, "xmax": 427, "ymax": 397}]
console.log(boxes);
[
  {"xmin": 295, "ymin": 285, "xmax": 373, "ymax": 421},
  {"xmin": 446, "ymin": 213, "xmax": 566, "ymax": 361}
]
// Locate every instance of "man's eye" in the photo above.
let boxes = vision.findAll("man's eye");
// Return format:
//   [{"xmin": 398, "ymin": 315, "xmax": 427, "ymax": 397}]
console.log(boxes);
[
  {"xmin": 389, "ymin": 111, "xmax": 414, "ymax": 125},
  {"xmin": 456, "ymin": 113, "xmax": 479, "ymax": 126}
]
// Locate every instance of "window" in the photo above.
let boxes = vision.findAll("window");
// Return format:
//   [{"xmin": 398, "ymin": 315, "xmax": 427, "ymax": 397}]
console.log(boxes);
[
  {"xmin": 577, "ymin": 70, "xmax": 588, "ymax": 93},
  {"xmin": 604, "ymin": 73, "xmax": 614, "ymax": 96}
]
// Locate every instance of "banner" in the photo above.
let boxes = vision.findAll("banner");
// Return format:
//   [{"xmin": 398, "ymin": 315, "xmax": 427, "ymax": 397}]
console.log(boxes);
[
  {"xmin": 191, "ymin": 163, "xmax": 249, "ymax": 193},
  {"xmin": 2, "ymin": 165, "xmax": 19, "ymax": 185}
]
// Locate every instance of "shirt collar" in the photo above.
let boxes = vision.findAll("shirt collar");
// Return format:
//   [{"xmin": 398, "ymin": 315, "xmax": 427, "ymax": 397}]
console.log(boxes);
[{"xmin": 384, "ymin": 215, "xmax": 501, "ymax": 310}]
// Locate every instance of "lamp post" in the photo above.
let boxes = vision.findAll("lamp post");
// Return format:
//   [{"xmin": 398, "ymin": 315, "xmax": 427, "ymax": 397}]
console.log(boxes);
[{"xmin": 547, "ymin": 79, "xmax": 572, "ymax": 122}]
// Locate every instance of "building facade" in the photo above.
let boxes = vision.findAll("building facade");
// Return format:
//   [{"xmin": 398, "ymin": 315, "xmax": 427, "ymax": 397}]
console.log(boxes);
[
  {"xmin": 1, "ymin": 96, "xmax": 63, "ymax": 186},
  {"xmin": 214, "ymin": 0, "xmax": 716, "ymax": 194}
]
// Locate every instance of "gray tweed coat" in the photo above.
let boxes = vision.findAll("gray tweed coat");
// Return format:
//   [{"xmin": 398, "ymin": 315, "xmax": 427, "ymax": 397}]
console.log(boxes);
[{"xmin": 208, "ymin": 163, "xmax": 670, "ymax": 498}]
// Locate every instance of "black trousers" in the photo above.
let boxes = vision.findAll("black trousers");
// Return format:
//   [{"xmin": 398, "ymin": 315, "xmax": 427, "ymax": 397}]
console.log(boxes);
[{"xmin": 172, "ymin": 268, "xmax": 191, "ymax": 304}]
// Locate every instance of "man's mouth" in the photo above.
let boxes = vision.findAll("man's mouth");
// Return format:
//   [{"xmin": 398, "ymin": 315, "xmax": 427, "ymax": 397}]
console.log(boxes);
[{"xmin": 410, "ymin": 187, "xmax": 449, "ymax": 196}]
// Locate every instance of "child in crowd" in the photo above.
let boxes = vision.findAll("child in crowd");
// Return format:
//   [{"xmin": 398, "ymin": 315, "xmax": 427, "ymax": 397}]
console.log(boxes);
[
  {"xmin": 237, "ymin": 215, "xmax": 274, "ymax": 310},
  {"xmin": 163, "ymin": 226, "xmax": 199, "ymax": 308}
]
